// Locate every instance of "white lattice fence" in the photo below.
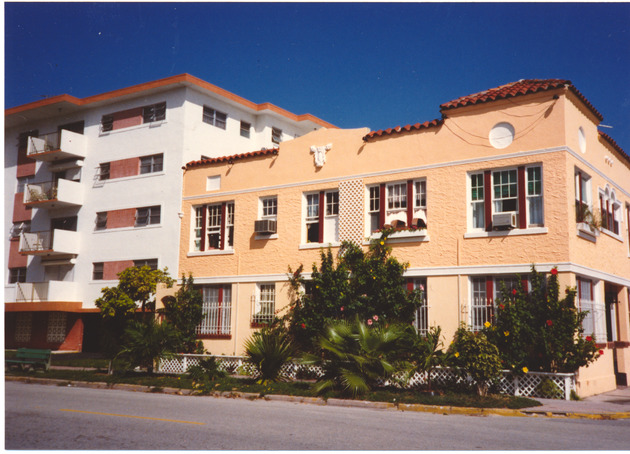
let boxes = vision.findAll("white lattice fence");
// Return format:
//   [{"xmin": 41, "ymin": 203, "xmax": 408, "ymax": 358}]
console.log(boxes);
[{"xmin": 157, "ymin": 355, "xmax": 575, "ymax": 400}]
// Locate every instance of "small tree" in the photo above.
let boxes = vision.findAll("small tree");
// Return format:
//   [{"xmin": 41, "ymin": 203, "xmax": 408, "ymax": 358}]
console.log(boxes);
[
  {"xmin": 159, "ymin": 274, "xmax": 204, "ymax": 353},
  {"xmin": 485, "ymin": 266, "xmax": 599, "ymax": 373},
  {"xmin": 244, "ymin": 326, "xmax": 294, "ymax": 384},
  {"xmin": 448, "ymin": 325, "xmax": 502, "ymax": 396},
  {"xmin": 117, "ymin": 265, "xmax": 174, "ymax": 313},
  {"xmin": 286, "ymin": 233, "xmax": 421, "ymax": 352},
  {"xmin": 404, "ymin": 326, "xmax": 447, "ymax": 392},
  {"xmin": 118, "ymin": 318, "xmax": 180, "ymax": 374}
]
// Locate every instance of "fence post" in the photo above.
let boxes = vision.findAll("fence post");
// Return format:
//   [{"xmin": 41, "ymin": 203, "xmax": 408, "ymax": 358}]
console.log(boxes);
[
  {"xmin": 564, "ymin": 375, "xmax": 572, "ymax": 401},
  {"xmin": 182, "ymin": 355, "xmax": 188, "ymax": 374},
  {"xmin": 513, "ymin": 375, "xmax": 520, "ymax": 396}
]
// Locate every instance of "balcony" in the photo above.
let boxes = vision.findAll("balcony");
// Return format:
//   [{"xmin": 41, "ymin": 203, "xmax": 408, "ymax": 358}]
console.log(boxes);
[
  {"xmin": 19, "ymin": 229, "xmax": 80, "ymax": 258},
  {"xmin": 24, "ymin": 179, "xmax": 83, "ymax": 209},
  {"xmin": 15, "ymin": 281, "xmax": 80, "ymax": 303},
  {"xmin": 26, "ymin": 130, "xmax": 87, "ymax": 162}
]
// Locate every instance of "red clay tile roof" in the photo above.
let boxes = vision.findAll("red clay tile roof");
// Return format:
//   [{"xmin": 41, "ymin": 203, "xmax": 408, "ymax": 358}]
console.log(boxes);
[
  {"xmin": 440, "ymin": 79, "xmax": 603, "ymax": 122},
  {"xmin": 362, "ymin": 119, "xmax": 443, "ymax": 140},
  {"xmin": 599, "ymin": 131, "xmax": 630, "ymax": 162},
  {"xmin": 185, "ymin": 147, "xmax": 278, "ymax": 169}
]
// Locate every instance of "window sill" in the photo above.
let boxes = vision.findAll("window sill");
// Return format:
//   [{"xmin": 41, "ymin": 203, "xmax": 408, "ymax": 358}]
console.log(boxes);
[
  {"xmin": 250, "ymin": 322, "xmax": 274, "ymax": 329},
  {"xmin": 187, "ymin": 249, "xmax": 234, "ymax": 257},
  {"xmin": 95, "ymin": 171, "xmax": 166, "ymax": 185},
  {"xmin": 255, "ymin": 233, "xmax": 278, "ymax": 240},
  {"xmin": 99, "ymin": 120, "xmax": 167, "ymax": 136},
  {"xmin": 94, "ymin": 224, "xmax": 162, "ymax": 234},
  {"xmin": 197, "ymin": 334, "xmax": 231, "ymax": 340},
  {"xmin": 464, "ymin": 227, "xmax": 548, "ymax": 239},
  {"xmin": 601, "ymin": 228, "xmax": 623, "ymax": 243},
  {"xmin": 369, "ymin": 230, "xmax": 429, "ymax": 243},
  {"xmin": 299, "ymin": 242, "xmax": 341, "ymax": 250},
  {"xmin": 577, "ymin": 223, "xmax": 599, "ymax": 242}
]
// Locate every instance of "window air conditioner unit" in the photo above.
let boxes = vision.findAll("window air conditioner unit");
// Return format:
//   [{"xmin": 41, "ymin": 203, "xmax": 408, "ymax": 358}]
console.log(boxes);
[
  {"xmin": 254, "ymin": 219, "xmax": 277, "ymax": 234},
  {"xmin": 492, "ymin": 212, "xmax": 517, "ymax": 230}
]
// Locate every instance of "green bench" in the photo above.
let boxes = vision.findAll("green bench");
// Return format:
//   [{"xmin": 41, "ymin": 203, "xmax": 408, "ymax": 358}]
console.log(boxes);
[{"xmin": 5, "ymin": 348, "xmax": 52, "ymax": 371}]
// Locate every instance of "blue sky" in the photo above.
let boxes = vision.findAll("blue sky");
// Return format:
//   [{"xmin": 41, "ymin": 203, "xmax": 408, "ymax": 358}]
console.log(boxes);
[{"xmin": 5, "ymin": 2, "xmax": 630, "ymax": 151}]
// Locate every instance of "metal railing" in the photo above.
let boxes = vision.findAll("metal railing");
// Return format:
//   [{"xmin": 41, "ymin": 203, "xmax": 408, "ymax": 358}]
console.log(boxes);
[
  {"xmin": 20, "ymin": 231, "xmax": 52, "ymax": 252},
  {"xmin": 27, "ymin": 132, "xmax": 61, "ymax": 156},
  {"xmin": 24, "ymin": 182, "xmax": 58, "ymax": 203}
]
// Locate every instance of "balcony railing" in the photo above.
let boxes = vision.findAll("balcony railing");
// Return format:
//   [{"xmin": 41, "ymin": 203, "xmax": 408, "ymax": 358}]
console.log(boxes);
[
  {"xmin": 15, "ymin": 281, "xmax": 79, "ymax": 303},
  {"xmin": 24, "ymin": 179, "xmax": 83, "ymax": 208},
  {"xmin": 19, "ymin": 229, "xmax": 79, "ymax": 257},
  {"xmin": 26, "ymin": 130, "xmax": 87, "ymax": 161}
]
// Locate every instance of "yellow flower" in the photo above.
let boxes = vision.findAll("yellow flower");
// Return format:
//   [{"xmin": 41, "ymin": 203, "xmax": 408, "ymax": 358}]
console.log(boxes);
[
  {"xmin": 454, "ymin": 352, "xmax": 460, "ymax": 358},
  {"xmin": 522, "ymin": 367, "xmax": 529, "ymax": 374},
  {"xmin": 380, "ymin": 241, "xmax": 384, "ymax": 245},
  {"xmin": 504, "ymin": 331, "xmax": 510, "ymax": 336},
  {"xmin": 484, "ymin": 321, "xmax": 491, "ymax": 328}
]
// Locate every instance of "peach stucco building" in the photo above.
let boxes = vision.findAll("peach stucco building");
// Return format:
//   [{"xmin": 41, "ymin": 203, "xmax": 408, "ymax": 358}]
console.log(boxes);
[{"xmin": 173, "ymin": 79, "xmax": 630, "ymax": 397}]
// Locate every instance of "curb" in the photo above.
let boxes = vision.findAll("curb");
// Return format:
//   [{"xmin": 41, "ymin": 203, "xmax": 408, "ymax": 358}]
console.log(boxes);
[{"xmin": 6, "ymin": 376, "xmax": 630, "ymax": 420}]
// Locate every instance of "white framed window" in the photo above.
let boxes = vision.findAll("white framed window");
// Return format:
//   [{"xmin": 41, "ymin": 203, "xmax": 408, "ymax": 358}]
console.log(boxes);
[
  {"xmin": 575, "ymin": 169, "xmax": 593, "ymax": 222},
  {"xmin": 326, "ymin": 191, "xmax": 339, "ymax": 216},
  {"xmin": 600, "ymin": 187, "xmax": 621, "ymax": 235},
  {"xmin": 203, "ymin": 106, "xmax": 227, "ymax": 129},
  {"xmin": 368, "ymin": 186, "xmax": 381, "ymax": 233},
  {"xmin": 493, "ymin": 169, "xmax": 518, "ymax": 213},
  {"xmin": 526, "ymin": 167, "xmax": 543, "ymax": 226},
  {"xmin": 304, "ymin": 190, "xmax": 339, "ymax": 244},
  {"xmin": 412, "ymin": 278, "xmax": 428, "ymax": 336},
  {"xmin": 470, "ymin": 173, "xmax": 485, "ymax": 230},
  {"xmin": 192, "ymin": 202, "xmax": 235, "ymax": 251},
  {"xmin": 387, "ymin": 182, "xmax": 407, "ymax": 210},
  {"xmin": 198, "ymin": 286, "xmax": 232, "ymax": 336},
  {"xmin": 46, "ymin": 312, "xmax": 67, "ymax": 343},
  {"xmin": 252, "ymin": 284, "xmax": 275, "ymax": 324},
  {"xmin": 139, "ymin": 154, "xmax": 163, "ymax": 174},
  {"xmin": 92, "ymin": 263, "xmax": 104, "ymax": 280},
  {"xmin": 135, "ymin": 206, "xmax": 161, "ymax": 227},
  {"xmin": 578, "ymin": 277, "xmax": 606, "ymax": 343},
  {"xmin": 261, "ymin": 196, "xmax": 278, "ymax": 219},
  {"xmin": 305, "ymin": 193, "xmax": 320, "ymax": 243},
  {"xmin": 470, "ymin": 277, "xmax": 489, "ymax": 331},
  {"xmin": 240, "ymin": 121, "xmax": 251, "ymax": 138},
  {"xmin": 414, "ymin": 180, "xmax": 426, "ymax": 209}
]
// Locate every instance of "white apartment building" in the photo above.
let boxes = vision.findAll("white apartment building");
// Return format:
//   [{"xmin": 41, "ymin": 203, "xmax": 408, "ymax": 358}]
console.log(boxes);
[{"xmin": 4, "ymin": 74, "xmax": 335, "ymax": 351}]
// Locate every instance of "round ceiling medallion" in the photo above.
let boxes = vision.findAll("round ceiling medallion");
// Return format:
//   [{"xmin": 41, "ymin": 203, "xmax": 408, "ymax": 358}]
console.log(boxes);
[{"xmin": 489, "ymin": 122, "xmax": 515, "ymax": 149}]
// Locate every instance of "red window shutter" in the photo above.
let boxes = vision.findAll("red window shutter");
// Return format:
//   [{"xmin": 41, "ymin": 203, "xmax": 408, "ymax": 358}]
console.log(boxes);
[
  {"xmin": 379, "ymin": 184, "xmax": 386, "ymax": 229},
  {"xmin": 406, "ymin": 180, "xmax": 414, "ymax": 226},
  {"xmin": 318, "ymin": 191, "xmax": 325, "ymax": 243},
  {"xmin": 518, "ymin": 166, "xmax": 527, "ymax": 228},
  {"xmin": 406, "ymin": 280, "xmax": 414, "ymax": 293},
  {"xmin": 521, "ymin": 278, "xmax": 529, "ymax": 293},
  {"xmin": 484, "ymin": 171, "xmax": 492, "ymax": 231}
]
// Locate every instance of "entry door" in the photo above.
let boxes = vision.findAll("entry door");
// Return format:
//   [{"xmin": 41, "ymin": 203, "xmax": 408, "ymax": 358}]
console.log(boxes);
[{"xmin": 605, "ymin": 286, "xmax": 618, "ymax": 342}]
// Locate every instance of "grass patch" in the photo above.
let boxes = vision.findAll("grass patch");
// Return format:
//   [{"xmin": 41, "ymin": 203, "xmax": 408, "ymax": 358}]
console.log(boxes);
[{"xmin": 6, "ymin": 368, "xmax": 540, "ymax": 409}]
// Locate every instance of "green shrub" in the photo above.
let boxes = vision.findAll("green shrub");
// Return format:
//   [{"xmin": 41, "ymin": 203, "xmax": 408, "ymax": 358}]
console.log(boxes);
[
  {"xmin": 187, "ymin": 357, "xmax": 226, "ymax": 381},
  {"xmin": 448, "ymin": 325, "xmax": 502, "ymax": 396},
  {"xmin": 244, "ymin": 327, "xmax": 294, "ymax": 383},
  {"xmin": 535, "ymin": 378, "xmax": 563, "ymax": 399}
]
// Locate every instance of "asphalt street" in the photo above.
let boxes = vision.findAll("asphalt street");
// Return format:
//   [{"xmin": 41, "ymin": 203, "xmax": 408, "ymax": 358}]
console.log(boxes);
[{"xmin": 6, "ymin": 381, "xmax": 630, "ymax": 450}]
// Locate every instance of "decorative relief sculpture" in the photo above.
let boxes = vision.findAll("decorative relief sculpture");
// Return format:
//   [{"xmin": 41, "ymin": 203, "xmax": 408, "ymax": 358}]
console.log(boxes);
[{"xmin": 310, "ymin": 143, "xmax": 332, "ymax": 168}]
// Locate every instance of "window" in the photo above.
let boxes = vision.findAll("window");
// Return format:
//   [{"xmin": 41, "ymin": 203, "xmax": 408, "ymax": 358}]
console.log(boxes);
[
  {"xmin": 134, "ymin": 259, "xmax": 158, "ymax": 270},
  {"xmin": 240, "ymin": 121, "xmax": 251, "ymax": 138},
  {"xmin": 46, "ymin": 312, "xmax": 67, "ymax": 343},
  {"xmin": 470, "ymin": 276, "xmax": 526, "ymax": 331},
  {"xmin": 135, "ymin": 206, "xmax": 161, "ymax": 227},
  {"xmin": 578, "ymin": 278, "xmax": 606, "ymax": 343},
  {"xmin": 9, "ymin": 268, "xmax": 27, "ymax": 284},
  {"xmin": 272, "ymin": 127, "xmax": 282, "ymax": 144},
  {"xmin": 368, "ymin": 186, "xmax": 381, "ymax": 233},
  {"xmin": 95, "ymin": 212, "xmax": 107, "ymax": 230},
  {"xmin": 600, "ymin": 187, "xmax": 621, "ymax": 235},
  {"xmin": 10, "ymin": 222, "xmax": 30, "ymax": 238},
  {"xmin": 493, "ymin": 169, "xmax": 518, "ymax": 213},
  {"xmin": 193, "ymin": 202, "xmax": 235, "ymax": 251},
  {"xmin": 387, "ymin": 182, "xmax": 407, "ymax": 210},
  {"xmin": 575, "ymin": 170, "xmax": 593, "ymax": 222},
  {"xmin": 98, "ymin": 163, "xmax": 110, "ymax": 181},
  {"xmin": 203, "ymin": 106, "xmax": 227, "ymax": 129},
  {"xmin": 140, "ymin": 154, "xmax": 163, "ymax": 174},
  {"xmin": 261, "ymin": 196, "xmax": 278, "ymax": 219},
  {"xmin": 101, "ymin": 115, "xmax": 114, "ymax": 132},
  {"xmin": 470, "ymin": 173, "xmax": 485, "ymax": 230},
  {"xmin": 305, "ymin": 193, "xmax": 320, "ymax": 243},
  {"xmin": 527, "ymin": 167, "xmax": 543, "ymax": 226},
  {"xmin": 198, "ymin": 286, "xmax": 232, "ymax": 336},
  {"xmin": 415, "ymin": 181, "xmax": 426, "ymax": 209},
  {"xmin": 92, "ymin": 263, "xmax": 104, "ymax": 280},
  {"xmin": 411, "ymin": 278, "xmax": 428, "ymax": 335},
  {"xmin": 326, "ymin": 191, "xmax": 339, "ymax": 216},
  {"xmin": 143, "ymin": 102, "xmax": 166, "ymax": 123},
  {"xmin": 252, "ymin": 284, "xmax": 275, "ymax": 324}
]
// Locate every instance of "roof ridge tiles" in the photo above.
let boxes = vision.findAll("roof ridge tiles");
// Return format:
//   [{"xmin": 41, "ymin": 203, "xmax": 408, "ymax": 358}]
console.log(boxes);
[{"xmin": 185, "ymin": 147, "xmax": 279, "ymax": 169}]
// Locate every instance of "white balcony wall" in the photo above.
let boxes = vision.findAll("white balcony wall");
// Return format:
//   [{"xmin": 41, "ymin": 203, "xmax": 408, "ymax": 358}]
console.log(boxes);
[
  {"xmin": 15, "ymin": 281, "xmax": 80, "ymax": 302},
  {"xmin": 59, "ymin": 130, "xmax": 87, "ymax": 159},
  {"xmin": 56, "ymin": 178, "xmax": 84, "ymax": 205}
]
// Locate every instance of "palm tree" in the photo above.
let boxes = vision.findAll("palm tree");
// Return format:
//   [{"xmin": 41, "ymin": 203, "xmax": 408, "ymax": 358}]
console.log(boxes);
[{"xmin": 244, "ymin": 328, "xmax": 294, "ymax": 383}]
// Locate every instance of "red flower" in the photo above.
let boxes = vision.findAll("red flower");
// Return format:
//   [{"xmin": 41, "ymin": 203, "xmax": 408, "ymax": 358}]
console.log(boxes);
[
  {"xmin": 599, "ymin": 350, "xmax": 604, "ymax": 355},
  {"xmin": 512, "ymin": 289, "xmax": 517, "ymax": 296},
  {"xmin": 546, "ymin": 320, "xmax": 553, "ymax": 326},
  {"xmin": 586, "ymin": 336, "xmax": 593, "ymax": 342},
  {"xmin": 551, "ymin": 268, "xmax": 558, "ymax": 276},
  {"xmin": 301, "ymin": 323, "xmax": 306, "ymax": 329},
  {"xmin": 499, "ymin": 304, "xmax": 505, "ymax": 310}
]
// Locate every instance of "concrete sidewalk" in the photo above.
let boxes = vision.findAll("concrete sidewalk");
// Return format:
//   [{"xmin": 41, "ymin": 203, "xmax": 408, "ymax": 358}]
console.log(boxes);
[{"xmin": 520, "ymin": 386, "xmax": 630, "ymax": 418}]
